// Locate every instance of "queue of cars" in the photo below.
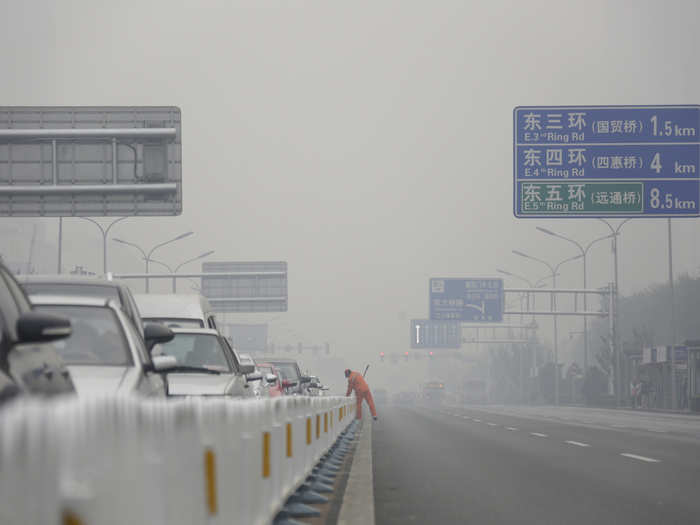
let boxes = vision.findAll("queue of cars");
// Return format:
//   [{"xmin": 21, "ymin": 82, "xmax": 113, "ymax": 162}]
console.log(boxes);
[{"xmin": 0, "ymin": 264, "xmax": 330, "ymax": 407}]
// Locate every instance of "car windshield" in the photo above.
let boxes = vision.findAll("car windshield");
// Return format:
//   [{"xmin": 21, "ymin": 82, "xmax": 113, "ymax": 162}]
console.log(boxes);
[
  {"xmin": 272, "ymin": 362, "xmax": 299, "ymax": 381},
  {"xmin": 158, "ymin": 333, "xmax": 231, "ymax": 372},
  {"xmin": 35, "ymin": 305, "xmax": 131, "ymax": 366},
  {"xmin": 24, "ymin": 283, "xmax": 122, "ymax": 305},
  {"xmin": 143, "ymin": 317, "xmax": 205, "ymax": 329}
]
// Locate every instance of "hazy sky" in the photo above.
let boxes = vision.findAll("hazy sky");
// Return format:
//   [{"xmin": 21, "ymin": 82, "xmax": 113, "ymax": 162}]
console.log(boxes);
[{"xmin": 2, "ymin": 1, "xmax": 699, "ymax": 387}]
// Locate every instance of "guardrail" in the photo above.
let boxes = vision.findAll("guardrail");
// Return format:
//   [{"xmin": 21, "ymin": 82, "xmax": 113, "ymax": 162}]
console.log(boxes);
[{"xmin": 0, "ymin": 395, "xmax": 356, "ymax": 525}]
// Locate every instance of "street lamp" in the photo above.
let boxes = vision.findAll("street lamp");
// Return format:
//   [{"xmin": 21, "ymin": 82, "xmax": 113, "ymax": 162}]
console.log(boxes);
[
  {"xmin": 172, "ymin": 250, "xmax": 215, "ymax": 292},
  {"xmin": 113, "ymin": 231, "xmax": 193, "ymax": 292},
  {"xmin": 72, "ymin": 217, "xmax": 129, "ymax": 275},
  {"xmin": 536, "ymin": 227, "xmax": 614, "ymax": 379},
  {"xmin": 597, "ymin": 218, "xmax": 633, "ymax": 407},
  {"xmin": 512, "ymin": 249, "xmax": 583, "ymax": 405},
  {"xmin": 497, "ymin": 268, "xmax": 555, "ymax": 405}
]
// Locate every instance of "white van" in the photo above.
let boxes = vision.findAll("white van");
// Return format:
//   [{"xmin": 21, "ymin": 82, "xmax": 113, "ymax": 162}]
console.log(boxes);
[{"xmin": 134, "ymin": 294, "xmax": 219, "ymax": 332}]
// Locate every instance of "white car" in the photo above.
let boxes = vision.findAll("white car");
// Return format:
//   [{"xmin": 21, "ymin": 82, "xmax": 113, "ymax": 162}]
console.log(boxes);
[
  {"xmin": 155, "ymin": 328, "xmax": 260, "ymax": 397},
  {"xmin": 30, "ymin": 295, "xmax": 174, "ymax": 397}
]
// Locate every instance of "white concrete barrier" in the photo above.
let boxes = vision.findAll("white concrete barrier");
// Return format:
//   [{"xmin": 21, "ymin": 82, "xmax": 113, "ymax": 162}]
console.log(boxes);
[{"xmin": 0, "ymin": 395, "xmax": 356, "ymax": 525}]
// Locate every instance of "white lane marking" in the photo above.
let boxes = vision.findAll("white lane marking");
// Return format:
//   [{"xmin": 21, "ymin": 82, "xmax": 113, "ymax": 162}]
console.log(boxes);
[
  {"xmin": 620, "ymin": 453, "xmax": 660, "ymax": 463},
  {"xmin": 565, "ymin": 440, "xmax": 591, "ymax": 448},
  {"xmin": 487, "ymin": 422, "xmax": 498, "ymax": 427},
  {"xmin": 530, "ymin": 432, "xmax": 548, "ymax": 438},
  {"xmin": 473, "ymin": 418, "xmax": 482, "ymax": 422},
  {"xmin": 505, "ymin": 427, "xmax": 518, "ymax": 431}
]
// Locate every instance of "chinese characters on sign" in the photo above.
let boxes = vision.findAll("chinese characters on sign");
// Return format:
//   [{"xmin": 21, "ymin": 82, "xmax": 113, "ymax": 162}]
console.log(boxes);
[
  {"xmin": 514, "ymin": 106, "xmax": 700, "ymax": 217},
  {"xmin": 429, "ymin": 278, "xmax": 503, "ymax": 322}
]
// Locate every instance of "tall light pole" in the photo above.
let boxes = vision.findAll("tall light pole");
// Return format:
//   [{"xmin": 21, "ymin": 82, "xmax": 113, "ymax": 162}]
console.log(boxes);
[
  {"xmin": 144, "ymin": 251, "xmax": 214, "ymax": 293},
  {"xmin": 598, "ymin": 218, "xmax": 632, "ymax": 407},
  {"xmin": 512, "ymin": 250, "xmax": 583, "ymax": 405},
  {"xmin": 536, "ymin": 227, "xmax": 614, "ymax": 381},
  {"xmin": 113, "ymin": 231, "xmax": 193, "ymax": 292},
  {"xmin": 497, "ymin": 269, "xmax": 558, "ymax": 405},
  {"xmin": 172, "ymin": 250, "xmax": 215, "ymax": 292},
  {"xmin": 75, "ymin": 217, "xmax": 129, "ymax": 275}
]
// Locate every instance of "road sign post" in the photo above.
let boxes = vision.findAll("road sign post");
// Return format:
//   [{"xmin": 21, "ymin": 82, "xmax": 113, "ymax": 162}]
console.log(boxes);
[
  {"xmin": 514, "ymin": 106, "xmax": 700, "ymax": 218},
  {"xmin": 429, "ymin": 278, "xmax": 504, "ymax": 322}
]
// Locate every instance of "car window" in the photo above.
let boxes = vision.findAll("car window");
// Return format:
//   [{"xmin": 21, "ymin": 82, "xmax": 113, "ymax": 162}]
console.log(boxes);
[
  {"xmin": 121, "ymin": 288, "xmax": 145, "ymax": 335},
  {"xmin": 207, "ymin": 315, "xmax": 217, "ymax": 330},
  {"xmin": 0, "ymin": 272, "xmax": 20, "ymax": 341},
  {"xmin": 0, "ymin": 268, "xmax": 30, "ymax": 314},
  {"xmin": 143, "ymin": 317, "xmax": 204, "ymax": 329},
  {"xmin": 158, "ymin": 333, "xmax": 232, "ymax": 372},
  {"xmin": 273, "ymin": 362, "xmax": 300, "ymax": 381},
  {"xmin": 23, "ymin": 283, "xmax": 122, "ymax": 305},
  {"xmin": 35, "ymin": 305, "xmax": 132, "ymax": 366},
  {"xmin": 121, "ymin": 314, "xmax": 150, "ymax": 365}
]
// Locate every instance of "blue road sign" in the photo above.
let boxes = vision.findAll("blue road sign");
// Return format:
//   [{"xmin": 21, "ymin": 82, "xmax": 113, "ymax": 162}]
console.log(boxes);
[
  {"xmin": 410, "ymin": 320, "xmax": 462, "ymax": 349},
  {"xmin": 514, "ymin": 106, "xmax": 700, "ymax": 218},
  {"xmin": 429, "ymin": 278, "xmax": 503, "ymax": 322}
]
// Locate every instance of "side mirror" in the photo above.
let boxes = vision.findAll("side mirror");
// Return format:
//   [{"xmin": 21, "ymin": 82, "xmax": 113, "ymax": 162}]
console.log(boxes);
[
  {"xmin": 309, "ymin": 382, "xmax": 319, "ymax": 389},
  {"xmin": 17, "ymin": 312, "xmax": 71, "ymax": 344},
  {"xmin": 239, "ymin": 363, "xmax": 255, "ymax": 375},
  {"xmin": 152, "ymin": 355, "xmax": 177, "ymax": 371},
  {"xmin": 282, "ymin": 379, "xmax": 298, "ymax": 388},
  {"xmin": 265, "ymin": 373, "xmax": 277, "ymax": 384},
  {"xmin": 246, "ymin": 372, "xmax": 263, "ymax": 382},
  {"xmin": 299, "ymin": 376, "xmax": 312, "ymax": 384},
  {"xmin": 144, "ymin": 323, "xmax": 174, "ymax": 353}
]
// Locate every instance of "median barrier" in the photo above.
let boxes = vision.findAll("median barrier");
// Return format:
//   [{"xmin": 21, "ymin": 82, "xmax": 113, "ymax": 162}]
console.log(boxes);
[{"xmin": 0, "ymin": 395, "xmax": 356, "ymax": 525}]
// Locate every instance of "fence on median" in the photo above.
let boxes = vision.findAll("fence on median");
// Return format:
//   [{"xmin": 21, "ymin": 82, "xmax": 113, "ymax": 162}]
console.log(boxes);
[{"xmin": 0, "ymin": 395, "xmax": 356, "ymax": 525}]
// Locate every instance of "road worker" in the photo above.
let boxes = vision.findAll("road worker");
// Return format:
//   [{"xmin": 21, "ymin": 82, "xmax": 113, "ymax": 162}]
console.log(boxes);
[{"xmin": 345, "ymin": 368, "xmax": 377, "ymax": 420}]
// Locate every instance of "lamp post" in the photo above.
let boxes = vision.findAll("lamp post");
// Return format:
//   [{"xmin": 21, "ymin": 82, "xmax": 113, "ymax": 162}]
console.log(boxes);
[
  {"xmin": 144, "ymin": 250, "xmax": 214, "ymax": 293},
  {"xmin": 535, "ymin": 227, "xmax": 614, "ymax": 381},
  {"xmin": 75, "ymin": 217, "xmax": 129, "ymax": 275},
  {"xmin": 597, "ymin": 218, "xmax": 632, "ymax": 407},
  {"xmin": 113, "ymin": 231, "xmax": 193, "ymax": 292},
  {"xmin": 497, "ymin": 269, "xmax": 554, "ymax": 405},
  {"xmin": 172, "ymin": 250, "xmax": 215, "ymax": 292},
  {"xmin": 512, "ymin": 250, "xmax": 583, "ymax": 405}
]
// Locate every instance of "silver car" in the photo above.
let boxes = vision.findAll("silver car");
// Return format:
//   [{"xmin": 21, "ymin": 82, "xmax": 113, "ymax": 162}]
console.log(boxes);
[
  {"xmin": 30, "ymin": 295, "xmax": 173, "ymax": 397},
  {"xmin": 155, "ymin": 328, "xmax": 259, "ymax": 397}
]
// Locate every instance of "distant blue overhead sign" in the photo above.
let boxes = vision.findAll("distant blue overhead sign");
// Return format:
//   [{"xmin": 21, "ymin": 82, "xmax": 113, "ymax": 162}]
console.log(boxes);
[
  {"xmin": 429, "ymin": 278, "xmax": 503, "ymax": 322},
  {"xmin": 514, "ymin": 106, "xmax": 700, "ymax": 218},
  {"xmin": 410, "ymin": 320, "xmax": 461, "ymax": 349}
]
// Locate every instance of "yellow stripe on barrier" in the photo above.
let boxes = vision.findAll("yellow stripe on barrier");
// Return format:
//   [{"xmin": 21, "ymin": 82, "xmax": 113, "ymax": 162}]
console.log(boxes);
[
  {"xmin": 262, "ymin": 432, "xmax": 271, "ymax": 478},
  {"xmin": 324, "ymin": 412, "xmax": 328, "ymax": 433},
  {"xmin": 62, "ymin": 510, "xmax": 85, "ymax": 525},
  {"xmin": 306, "ymin": 417, "xmax": 312, "ymax": 445},
  {"xmin": 286, "ymin": 423, "xmax": 293, "ymax": 458},
  {"xmin": 316, "ymin": 414, "xmax": 320, "ymax": 440},
  {"xmin": 204, "ymin": 448, "xmax": 218, "ymax": 515}
]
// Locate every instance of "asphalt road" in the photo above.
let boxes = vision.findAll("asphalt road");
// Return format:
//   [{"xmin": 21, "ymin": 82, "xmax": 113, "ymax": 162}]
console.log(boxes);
[{"xmin": 372, "ymin": 404, "xmax": 700, "ymax": 524}]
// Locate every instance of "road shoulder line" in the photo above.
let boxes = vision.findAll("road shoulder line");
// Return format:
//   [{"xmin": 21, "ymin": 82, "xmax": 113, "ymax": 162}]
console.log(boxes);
[{"xmin": 337, "ymin": 418, "xmax": 375, "ymax": 525}]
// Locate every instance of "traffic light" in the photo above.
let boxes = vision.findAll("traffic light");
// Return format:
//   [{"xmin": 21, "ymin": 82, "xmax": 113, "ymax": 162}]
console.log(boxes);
[
  {"xmin": 380, "ymin": 351, "xmax": 385, "ymax": 362},
  {"xmin": 429, "ymin": 351, "xmax": 434, "ymax": 359},
  {"xmin": 404, "ymin": 351, "xmax": 409, "ymax": 362}
]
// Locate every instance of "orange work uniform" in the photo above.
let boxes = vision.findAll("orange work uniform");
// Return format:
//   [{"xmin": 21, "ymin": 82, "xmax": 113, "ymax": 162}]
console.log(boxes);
[{"xmin": 346, "ymin": 371, "xmax": 377, "ymax": 420}]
